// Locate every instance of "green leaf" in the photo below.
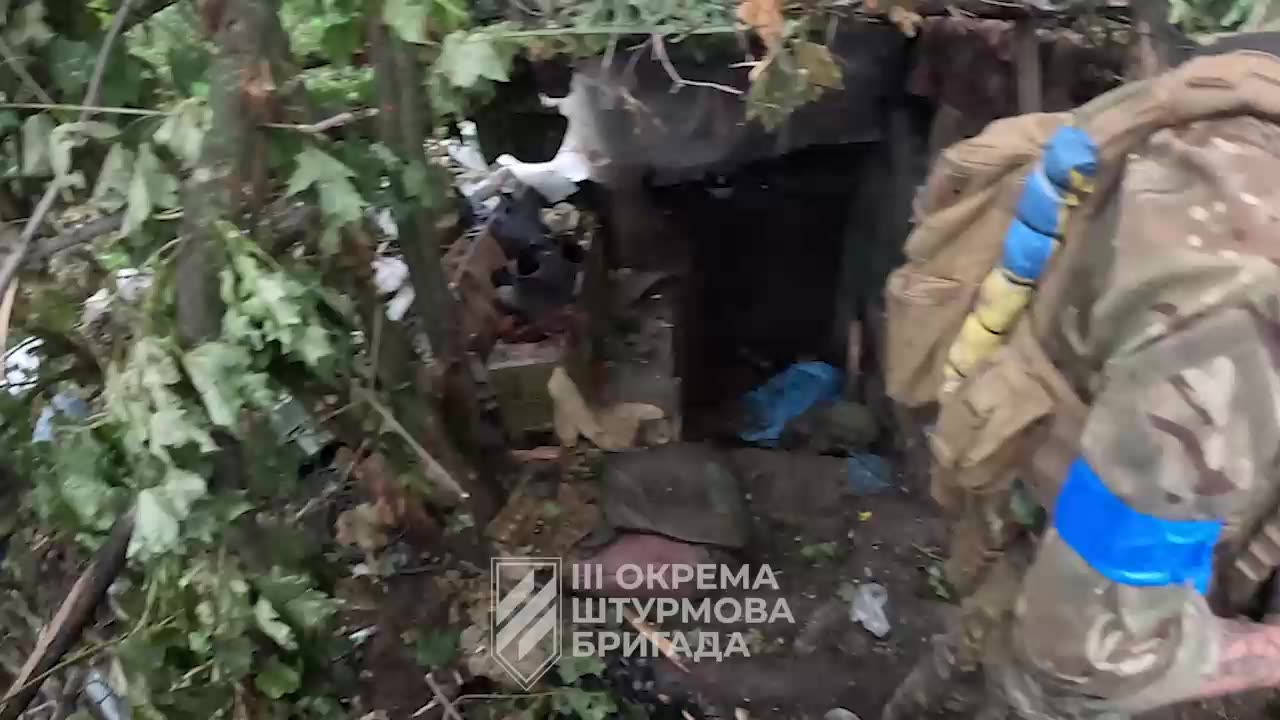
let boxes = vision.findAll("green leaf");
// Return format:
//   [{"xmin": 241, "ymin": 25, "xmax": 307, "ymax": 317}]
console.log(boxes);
[
  {"xmin": 413, "ymin": 629, "xmax": 459, "ymax": 670},
  {"xmin": 383, "ymin": 0, "xmax": 430, "ymax": 44},
  {"xmin": 254, "ymin": 656, "xmax": 301, "ymax": 699},
  {"xmin": 215, "ymin": 635, "xmax": 256, "ymax": 681},
  {"xmin": 157, "ymin": 465, "xmax": 207, "ymax": 517},
  {"xmin": 296, "ymin": 324, "xmax": 334, "ymax": 367},
  {"xmin": 552, "ymin": 688, "xmax": 615, "ymax": 720},
  {"xmin": 321, "ymin": 19, "xmax": 362, "ymax": 64},
  {"xmin": 284, "ymin": 587, "xmax": 339, "ymax": 630},
  {"xmin": 99, "ymin": 49, "xmax": 148, "ymax": 108},
  {"xmin": 49, "ymin": 38, "xmax": 95, "ymax": 97},
  {"xmin": 316, "ymin": 177, "xmax": 365, "ymax": 224},
  {"xmin": 148, "ymin": 407, "xmax": 217, "ymax": 456},
  {"xmin": 254, "ymin": 598, "xmax": 298, "ymax": 650},
  {"xmin": 123, "ymin": 143, "xmax": 179, "ymax": 236},
  {"xmin": 256, "ymin": 571, "xmax": 340, "ymax": 631},
  {"xmin": 49, "ymin": 122, "xmax": 119, "ymax": 190},
  {"xmin": 92, "ymin": 144, "xmax": 134, "ymax": 213},
  {"xmin": 21, "ymin": 113, "xmax": 53, "ymax": 175},
  {"xmin": 182, "ymin": 342, "xmax": 251, "ymax": 427},
  {"xmin": 57, "ymin": 431, "xmax": 124, "ymax": 532},
  {"xmin": 437, "ymin": 31, "xmax": 511, "ymax": 88},
  {"xmin": 154, "ymin": 99, "xmax": 209, "ymax": 168},
  {"xmin": 123, "ymin": 167, "xmax": 151, "ymax": 233},
  {"xmin": 792, "ymin": 40, "xmax": 843, "ymax": 90},
  {"xmin": 129, "ymin": 487, "xmax": 180, "ymax": 557},
  {"xmin": 555, "ymin": 654, "xmax": 606, "ymax": 684},
  {"xmin": 136, "ymin": 338, "xmax": 182, "ymax": 387},
  {"xmin": 5, "ymin": 0, "xmax": 52, "ymax": 48},
  {"xmin": 285, "ymin": 146, "xmax": 355, "ymax": 197},
  {"xmin": 285, "ymin": 147, "xmax": 365, "ymax": 243}
]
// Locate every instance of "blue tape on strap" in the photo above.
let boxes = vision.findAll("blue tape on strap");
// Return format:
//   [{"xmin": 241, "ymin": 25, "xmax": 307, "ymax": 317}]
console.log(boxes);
[
  {"xmin": 1042, "ymin": 126, "xmax": 1098, "ymax": 189},
  {"xmin": 1054, "ymin": 457, "xmax": 1222, "ymax": 595},
  {"xmin": 1015, "ymin": 165, "xmax": 1065, "ymax": 237},
  {"xmin": 1001, "ymin": 219, "xmax": 1055, "ymax": 282}
]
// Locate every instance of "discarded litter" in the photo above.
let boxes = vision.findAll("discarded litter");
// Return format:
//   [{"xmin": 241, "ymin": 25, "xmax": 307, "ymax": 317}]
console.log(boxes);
[
  {"xmin": 825, "ymin": 709, "xmax": 861, "ymax": 720},
  {"xmin": 847, "ymin": 453, "xmax": 891, "ymax": 494},
  {"xmin": 848, "ymin": 582, "xmax": 890, "ymax": 637},
  {"xmin": 32, "ymin": 390, "xmax": 89, "ymax": 443},
  {"xmin": 738, "ymin": 361, "xmax": 843, "ymax": 445}
]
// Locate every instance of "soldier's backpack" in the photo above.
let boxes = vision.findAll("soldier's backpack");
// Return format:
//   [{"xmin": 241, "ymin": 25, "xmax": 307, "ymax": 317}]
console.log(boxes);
[{"xmin": 882, "ymin": 50, "xmax": 1280, "ymax": 605}]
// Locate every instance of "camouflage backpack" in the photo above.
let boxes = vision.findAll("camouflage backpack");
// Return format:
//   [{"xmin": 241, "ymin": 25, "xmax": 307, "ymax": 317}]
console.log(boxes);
[{"xmin": 882, "ymin": 50, "xmax": 1280, "ymax": 603}]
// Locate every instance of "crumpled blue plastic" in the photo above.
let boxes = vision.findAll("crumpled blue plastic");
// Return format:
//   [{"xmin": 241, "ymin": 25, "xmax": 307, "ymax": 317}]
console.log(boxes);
[
  {"xmin": 847, "ymin": 453, "xmax": 891, "ymax": 495},
  {"xmin": 1054, "ymin": 457, "xmax": 1222, "ymax": 595},
  {"xmin": 32, "ymin": 392, "xmax": 90, "ymax": 443},
  {"xmin": 738, "ymin": 361, "xmax": 844, "ymax": 445}
]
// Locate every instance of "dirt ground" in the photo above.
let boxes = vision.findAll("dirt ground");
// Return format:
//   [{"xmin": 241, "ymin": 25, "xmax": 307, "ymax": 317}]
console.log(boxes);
[{"xmin": 344, "ymin": 439, "xmax": 1280, "ymax": 720}]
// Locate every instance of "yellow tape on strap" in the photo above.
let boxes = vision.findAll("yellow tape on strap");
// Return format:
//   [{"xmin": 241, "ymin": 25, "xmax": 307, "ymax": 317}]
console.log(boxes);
[
  {"xmin": 974, "ymin": 270, "xmax": 1034, "ymax": 334},
  {"xmin": 947, "ymin": 314, "xmax": 1004, "ymax": 379}
]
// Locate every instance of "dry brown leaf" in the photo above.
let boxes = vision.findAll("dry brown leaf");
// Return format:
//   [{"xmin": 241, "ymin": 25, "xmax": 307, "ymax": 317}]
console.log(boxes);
[
  {"xmin": 355, "ymin": 452, "xmax": 441, "ymax": 546},
  {"xmin": 548, "ymin": 366, "xmax": 600, "ymax": 448},
  {"xmin": 335, "ymin": 503, "xmax": 391, "ymax": 554},
  {"xmin": 596, "ymin": 402, "xmax": 666, "ymax": 450},
  {"xmin": 547, "ymin": 367, "xmax": 667, "ymax": 451},
  {"xmin": 737, "ymin": 0, "xmax": 785, "ymax": 50}
]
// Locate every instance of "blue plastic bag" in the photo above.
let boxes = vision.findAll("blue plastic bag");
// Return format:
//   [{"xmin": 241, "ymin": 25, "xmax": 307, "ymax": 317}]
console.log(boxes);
[
  {"xmin": 738, "ymin": 361, "xmax": 843, "ymax": 445},
  {"xmin": 847, "ymin": 453, "xmax": 891, "ymax": 495}
]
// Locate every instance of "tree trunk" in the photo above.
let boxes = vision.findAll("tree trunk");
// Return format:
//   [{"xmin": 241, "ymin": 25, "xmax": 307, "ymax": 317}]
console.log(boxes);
[{"xmin": 366, "ymin": 7, "xmax": 505, "ymax": 519}]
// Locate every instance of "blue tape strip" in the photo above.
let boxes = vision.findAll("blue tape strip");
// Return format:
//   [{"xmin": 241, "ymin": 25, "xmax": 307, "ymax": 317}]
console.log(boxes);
[
  {"xmin": 1042, "ymin": 126, "xmax": 1098, "ymax": 188},
  {"xmin": 1015, "ymin": 165, "xmax": 1065, "ymax": 237},
  {"xmin": 1054, "ymin": 457, "xmax": 1222, "ymax": 595},
  {"xmin": 1001, "ymin": 219, "xmax": 1055, "ymax": 282}
]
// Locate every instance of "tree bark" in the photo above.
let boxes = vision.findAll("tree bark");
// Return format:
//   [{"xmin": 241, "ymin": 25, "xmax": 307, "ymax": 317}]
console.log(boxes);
[{"xmin": 366, "ymin": 7, "xmax": 505, "ymax": 519}]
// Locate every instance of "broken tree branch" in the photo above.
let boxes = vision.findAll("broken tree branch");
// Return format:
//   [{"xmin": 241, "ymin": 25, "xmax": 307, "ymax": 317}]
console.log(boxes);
[
  {"xmin": 356, "ymin": 386, "xmax": 467, "ymax": 501},
  {"xmin": 262, "ymin": 107, "xmax": 380, "ymax": 134},
  {"xmin": 24, "ymin": 197, "xmax": 320, "ymax": 269},
  {"xmin": 424, "ymin": 672, "xmax": 466, "ymax": 720},
  {"xmin": 650, "ymin": 34, "xmax": 744, "ymax": 95},
  {"xmin": 0, "ymin": 515, "xmax": 133, "ymax": 720}
]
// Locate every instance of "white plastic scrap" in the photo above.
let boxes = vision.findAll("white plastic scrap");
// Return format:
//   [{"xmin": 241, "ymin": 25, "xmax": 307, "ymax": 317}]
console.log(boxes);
[
  {"xmin": 462, "ymin": 73, "xmax": 608, "ymax": 204},
  {"xmin": 849, "ymin": 582, "xmax": 890, "ymax": 638},
  {"xmin": 371, "ymin": 255, "xmax": 415, "ymax": 322}
]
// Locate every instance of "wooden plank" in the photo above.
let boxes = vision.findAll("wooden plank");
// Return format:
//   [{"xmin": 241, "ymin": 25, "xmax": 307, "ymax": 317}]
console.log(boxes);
[{"xmin": 1014, "ymin": 18, "xmax": 1044, "ymax": 113}]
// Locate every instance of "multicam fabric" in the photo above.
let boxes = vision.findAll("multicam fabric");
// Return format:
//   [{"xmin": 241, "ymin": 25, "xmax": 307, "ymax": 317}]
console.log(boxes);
[{"xmin": 995, "ymin": 116, "xmax": 1280, "ymax": 716}]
